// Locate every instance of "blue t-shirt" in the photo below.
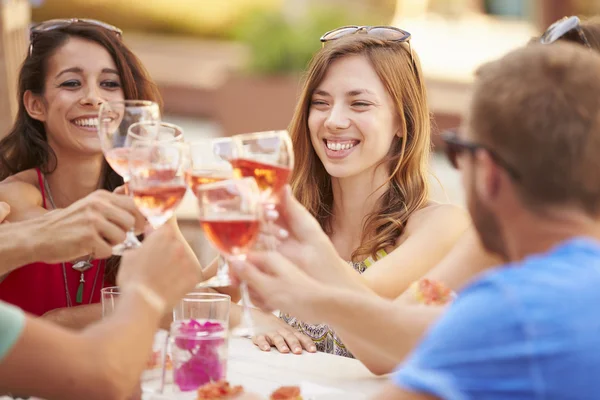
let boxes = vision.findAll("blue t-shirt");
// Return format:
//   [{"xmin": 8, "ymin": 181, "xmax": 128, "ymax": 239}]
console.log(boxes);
[{"xmin": 394, "ymin": 238, "xmax": 600, "ymax": 400}]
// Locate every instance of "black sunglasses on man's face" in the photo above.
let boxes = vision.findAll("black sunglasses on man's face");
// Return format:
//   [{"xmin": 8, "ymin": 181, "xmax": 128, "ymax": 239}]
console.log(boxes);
[{"xmin": 441, "ymin": 130, "xmax": 521, "ymax": 181}]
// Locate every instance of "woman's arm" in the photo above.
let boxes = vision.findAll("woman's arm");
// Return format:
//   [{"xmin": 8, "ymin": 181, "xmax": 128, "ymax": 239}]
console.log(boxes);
[
  {"xmin": 234, "ymin": 251, "xmax": 445, "ymax": 375},
  {"xmin": 396, "ymin": 226, "xmax": 501, "ymax": 305},
  {"xmin": 40, "ymin": 304, "xmax": 103, "ymax": 330},
  {"xmin": 334, "ymin": 225, "xmax": 500, "ymax": 374},
  {"xmin": 0, "ymin": 173, "xmax": 47, "ymax": 222},
  {"xmin": 359, "ymin": 204, "xmax": 470, "ymax": 299},
  {"xmin": 0, "ymin": 291, "xmax": 161, "ymax": 400}
]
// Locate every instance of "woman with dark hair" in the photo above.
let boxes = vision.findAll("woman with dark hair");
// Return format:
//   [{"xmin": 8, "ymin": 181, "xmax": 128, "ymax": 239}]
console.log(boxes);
[{"xmin": 0, "ymin": 19, "xmax": 193, "ymax": 327}]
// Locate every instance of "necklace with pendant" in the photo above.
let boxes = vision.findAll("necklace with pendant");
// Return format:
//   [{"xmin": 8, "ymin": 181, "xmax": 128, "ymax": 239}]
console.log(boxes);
[{"xmin": 43, "ymin": 174, "xmax": 100, "ymax": 305}]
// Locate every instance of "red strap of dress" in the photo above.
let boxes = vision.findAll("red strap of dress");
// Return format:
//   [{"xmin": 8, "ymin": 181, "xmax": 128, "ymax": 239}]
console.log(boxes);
[{"xmin": 35, "ymin": 168, "xmax": 47, "ymax": 210}]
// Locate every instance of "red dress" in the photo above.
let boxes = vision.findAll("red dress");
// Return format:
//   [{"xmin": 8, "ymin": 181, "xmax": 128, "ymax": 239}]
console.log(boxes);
[{"xmin": 0, "ymin": 169, "xmax": 106, "ymax": 316}]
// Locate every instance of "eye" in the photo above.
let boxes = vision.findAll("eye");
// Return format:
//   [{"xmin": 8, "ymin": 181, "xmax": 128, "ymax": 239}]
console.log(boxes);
[
  {"xmin": 101, "ymin": 80, "xmax": 122, "ymax": 89},
  {"xmin": 310, "ymin": 100, "xmax": 328, "ymax": 106},
  {"xmin": 60, "ymin": 80, "xmax": 81, "ymax": 88},
  {"xmin": 351, "ymin": 101, "xmax": 371, "ymax": 107}
]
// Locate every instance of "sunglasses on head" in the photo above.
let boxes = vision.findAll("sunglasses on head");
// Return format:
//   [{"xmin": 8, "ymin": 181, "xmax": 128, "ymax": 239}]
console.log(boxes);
[
  {"xmin": 539, "ymin": 16, "xmax": 591, "ymax": 48},
  {"xmin": 320, "ymin": 25, "xmax": 416, "ymax": 71},
  {"xmin": 441, "ymin": 129, "xmax": 521, "ymax": 181},
  {"xmin": 29, "ymin": 18, "xmax": 123, "ymax": 56}
]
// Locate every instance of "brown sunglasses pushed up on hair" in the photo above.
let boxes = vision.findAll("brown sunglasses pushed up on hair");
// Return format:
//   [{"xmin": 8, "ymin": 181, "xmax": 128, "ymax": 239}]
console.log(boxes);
[
  {"xmin": 320, "ymin": 25, "xmax": 415, "ymax": 68},
  {"xmin": 29, "ymin": 18, "xmax": 123, "ymax": 56},
  {"xmin": 441, "ymin": 129, "xmax": 521, "ymax": 181}
]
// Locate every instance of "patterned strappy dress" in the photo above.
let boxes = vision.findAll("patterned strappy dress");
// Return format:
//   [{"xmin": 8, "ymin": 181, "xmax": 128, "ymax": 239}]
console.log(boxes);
[{"xmin": 279, "ymin": 249, "xmax": 388, "ymax": 358}]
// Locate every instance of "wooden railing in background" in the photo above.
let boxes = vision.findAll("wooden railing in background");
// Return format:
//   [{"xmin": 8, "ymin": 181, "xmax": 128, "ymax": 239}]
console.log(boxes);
[{"xmin": 0, "ymin": 0, "xmax": 30, "ymax": 139}]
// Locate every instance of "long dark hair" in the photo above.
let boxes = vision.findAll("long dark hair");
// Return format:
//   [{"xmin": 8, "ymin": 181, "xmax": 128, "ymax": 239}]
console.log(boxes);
[{"xmin": 0, "ymin": 22, "xmax": 162, "ymax": 283}]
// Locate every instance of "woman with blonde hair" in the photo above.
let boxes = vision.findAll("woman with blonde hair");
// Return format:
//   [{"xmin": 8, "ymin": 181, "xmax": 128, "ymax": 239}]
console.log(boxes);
[{"xmin": 255, "ymin": 27, "xmax": 469, "ymax": 357}]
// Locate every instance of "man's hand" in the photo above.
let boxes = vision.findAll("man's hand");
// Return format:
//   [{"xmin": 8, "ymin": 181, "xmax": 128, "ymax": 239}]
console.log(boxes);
[
  {"xmin": 233, "ymin": 251, "xmax": 329, "ymax": 323},
  {"xmin": 31, "ymin": 190, "xmax": 146, "ymax": 263},
  {"xmin": 259, "ymin": 186, "xmax": 352, "ymax": 287},
  {"xmin": 117, "ymin": 222, "xmax": 202, "ymax": 311}
]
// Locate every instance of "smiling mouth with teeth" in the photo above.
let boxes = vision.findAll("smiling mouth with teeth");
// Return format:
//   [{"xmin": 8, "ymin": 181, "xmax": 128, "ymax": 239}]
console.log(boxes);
[
  {"xmin": 324, "ymin": 139, "xmax": 360, "ymax": 151},
  {"xmin": 72, "ymin": 117, "xmax": 99, "ymax": 129}
]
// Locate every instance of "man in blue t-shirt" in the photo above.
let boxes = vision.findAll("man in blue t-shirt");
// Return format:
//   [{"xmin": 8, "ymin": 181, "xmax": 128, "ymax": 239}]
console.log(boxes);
[{"xmin": 385, "ymin": 42, "xmax": 600, "ymax": 399}]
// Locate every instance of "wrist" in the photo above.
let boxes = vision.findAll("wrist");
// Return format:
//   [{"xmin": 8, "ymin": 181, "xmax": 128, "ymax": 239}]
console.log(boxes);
[
  {"xmin": 124, "ymin": 283, "xmax": 167, "ymax": 317},
  {"xmin": 303, "ymin": 281, "xmax": 334, "ymax": 320},
  {"xmin": 10, "ymin": 220, "xmax": 42, "ymax": 266}
]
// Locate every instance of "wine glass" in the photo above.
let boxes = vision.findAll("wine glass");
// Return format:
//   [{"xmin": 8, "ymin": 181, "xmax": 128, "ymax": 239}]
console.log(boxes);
[
  {"xmin": 196, "ymin": 177, "xmax": 261, "ymax": 337},
  {"xmin": 127, "ymin": 121, "xmax": 184, "ymax": 144},
  {"xmin": 231, "ymin": 131, "xmax": 294, "ymax": 249},
  {"xmin": 184, "ymin": 139, "xmax": 235, "ymax": 288},
  {"xmin": 98, "ymin": 100, "xmax": 160, "ymax": 254},
  {"xmin": 128, "ymin": 141, "xmax": 188, "ymax": 229}
]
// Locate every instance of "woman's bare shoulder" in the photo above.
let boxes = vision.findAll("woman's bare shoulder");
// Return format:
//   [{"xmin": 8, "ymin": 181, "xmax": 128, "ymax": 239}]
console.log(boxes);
[
  {"xmin": 0, "ymin": 169, "xmax": 44, "ymax": 218},
  {"xmin": 404, "ymin": 202, "xmax": 468, "ymax": 235},
  {"xmin": 1, "ymin": 169, "xmax": 39, "ymax": 186}
]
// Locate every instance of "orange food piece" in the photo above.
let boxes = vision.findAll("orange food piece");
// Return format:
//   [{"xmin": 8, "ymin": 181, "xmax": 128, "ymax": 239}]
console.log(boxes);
[
  {"xmin": 270, "ymin": 386, "xmax": 302, "ymax": 400},
  {"xmin": 197, "ymin": 380, "xmax": 244, "ymax": 399},
  {"xmin": 412, "ymin": 278, "xmax": 455, "ymax": 306},
  {"xmin": 146, "ymin": 351, "xmax": 172, "ymax": 370}
]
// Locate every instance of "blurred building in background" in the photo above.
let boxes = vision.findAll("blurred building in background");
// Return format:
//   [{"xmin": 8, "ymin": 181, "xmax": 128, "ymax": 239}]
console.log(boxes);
[{"xmin": 1, "ymin": 0, "xmax": 598, "ymax": 140}]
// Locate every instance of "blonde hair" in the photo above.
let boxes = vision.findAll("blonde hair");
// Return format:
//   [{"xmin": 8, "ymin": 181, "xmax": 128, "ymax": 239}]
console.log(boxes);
[{"xmin": 289, "ymin": 35, "xmax": 431, "ymax": 261}]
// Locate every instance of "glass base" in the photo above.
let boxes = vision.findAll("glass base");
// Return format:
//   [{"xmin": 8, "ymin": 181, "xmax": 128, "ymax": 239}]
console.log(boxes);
[{"xmin": 112, "ymin": 231, "xmax": 142, "ymax": 255}]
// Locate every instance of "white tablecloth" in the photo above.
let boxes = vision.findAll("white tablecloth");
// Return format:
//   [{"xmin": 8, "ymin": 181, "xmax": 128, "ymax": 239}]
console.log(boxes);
[
  {"xmin": 0, "ymin": 337, "xmax": 388, "ymax": 400},
  {"xmin": 147, "ymin": 337, "xmax": 388, "ymax": 399}
]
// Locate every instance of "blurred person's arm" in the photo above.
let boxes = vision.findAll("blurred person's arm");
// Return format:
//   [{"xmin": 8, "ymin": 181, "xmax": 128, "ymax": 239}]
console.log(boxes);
[
  {"xmin": 40, "ymin": 305, "xmax": 103, "ymax": 330},
  {"xmin": 1, "ymin": 223, "xmax": 201, "ymax": 399},
  {"xmin": 396, "ymin": 226, "xmax": 501, "ymax": 305},
  {"xmin": 235, "ymin": 252, "xmax": 445, "ymax": 375},
  {"xmin": 372, "ymin": 384, "xmax": 438, "ymax": 400},
  {"xmin": 0, "ymin": 290, "xmax": 161, "ymax": 400}
]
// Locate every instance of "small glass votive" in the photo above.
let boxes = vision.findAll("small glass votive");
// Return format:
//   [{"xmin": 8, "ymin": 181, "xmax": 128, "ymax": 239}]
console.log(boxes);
[{"xmin": 169, "ymin": 292, "xmax": 231, "ymax": 392}]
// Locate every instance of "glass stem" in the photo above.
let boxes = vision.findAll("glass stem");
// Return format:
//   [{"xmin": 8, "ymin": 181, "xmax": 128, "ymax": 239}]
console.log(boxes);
[
  {"xmin": 216, "ymin": 255, "xmax": 230, "ymax": 279},
  {"xmin": 229, "ymin": 253, "xmax": 254, "ymax": 336}
]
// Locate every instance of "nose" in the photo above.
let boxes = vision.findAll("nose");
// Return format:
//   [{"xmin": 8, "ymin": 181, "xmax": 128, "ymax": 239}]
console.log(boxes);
[
  {"xmin": 79, "ymin": 85, "xmax": 104, "ymax": 108},
  {"xmin": 324, "ymin": 104, "xmax": 351, "ymax": 131}
]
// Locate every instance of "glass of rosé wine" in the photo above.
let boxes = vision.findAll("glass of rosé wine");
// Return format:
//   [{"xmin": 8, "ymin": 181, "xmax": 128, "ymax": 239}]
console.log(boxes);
[
  {"xmin": 196, "ymin": 177, "xmax": 261, "ymax": 337},
  {"xmin": 128, "ymin": 141, "xmax": 188, "ymax": 229},
  {"xmin": 98, "ymin": 100, "xmax": 161, "ymax": 254},
  {"xmin": 127, "ymin": 121, "xmax": 184, "ymax": 145},
  {"xmin": 231, "ymin": 130, "xmax": 294, "ymax": 249},
  {"xmin": 184, "ymin": 139, "xmax": 235, "ymax": 288}
]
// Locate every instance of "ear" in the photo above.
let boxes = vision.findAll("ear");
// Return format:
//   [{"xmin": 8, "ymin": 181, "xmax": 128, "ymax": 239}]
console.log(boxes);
[
  {"xmin": 473, "ymin": 149, "xmax": 502, "ymax": 204},
  {"xmin": 395, "ymin": 126, "xmax": 404, "ymax": 139},
  {"xmin": 23, "ymin": 90, "xmax": 47, "ymax": 123}
]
